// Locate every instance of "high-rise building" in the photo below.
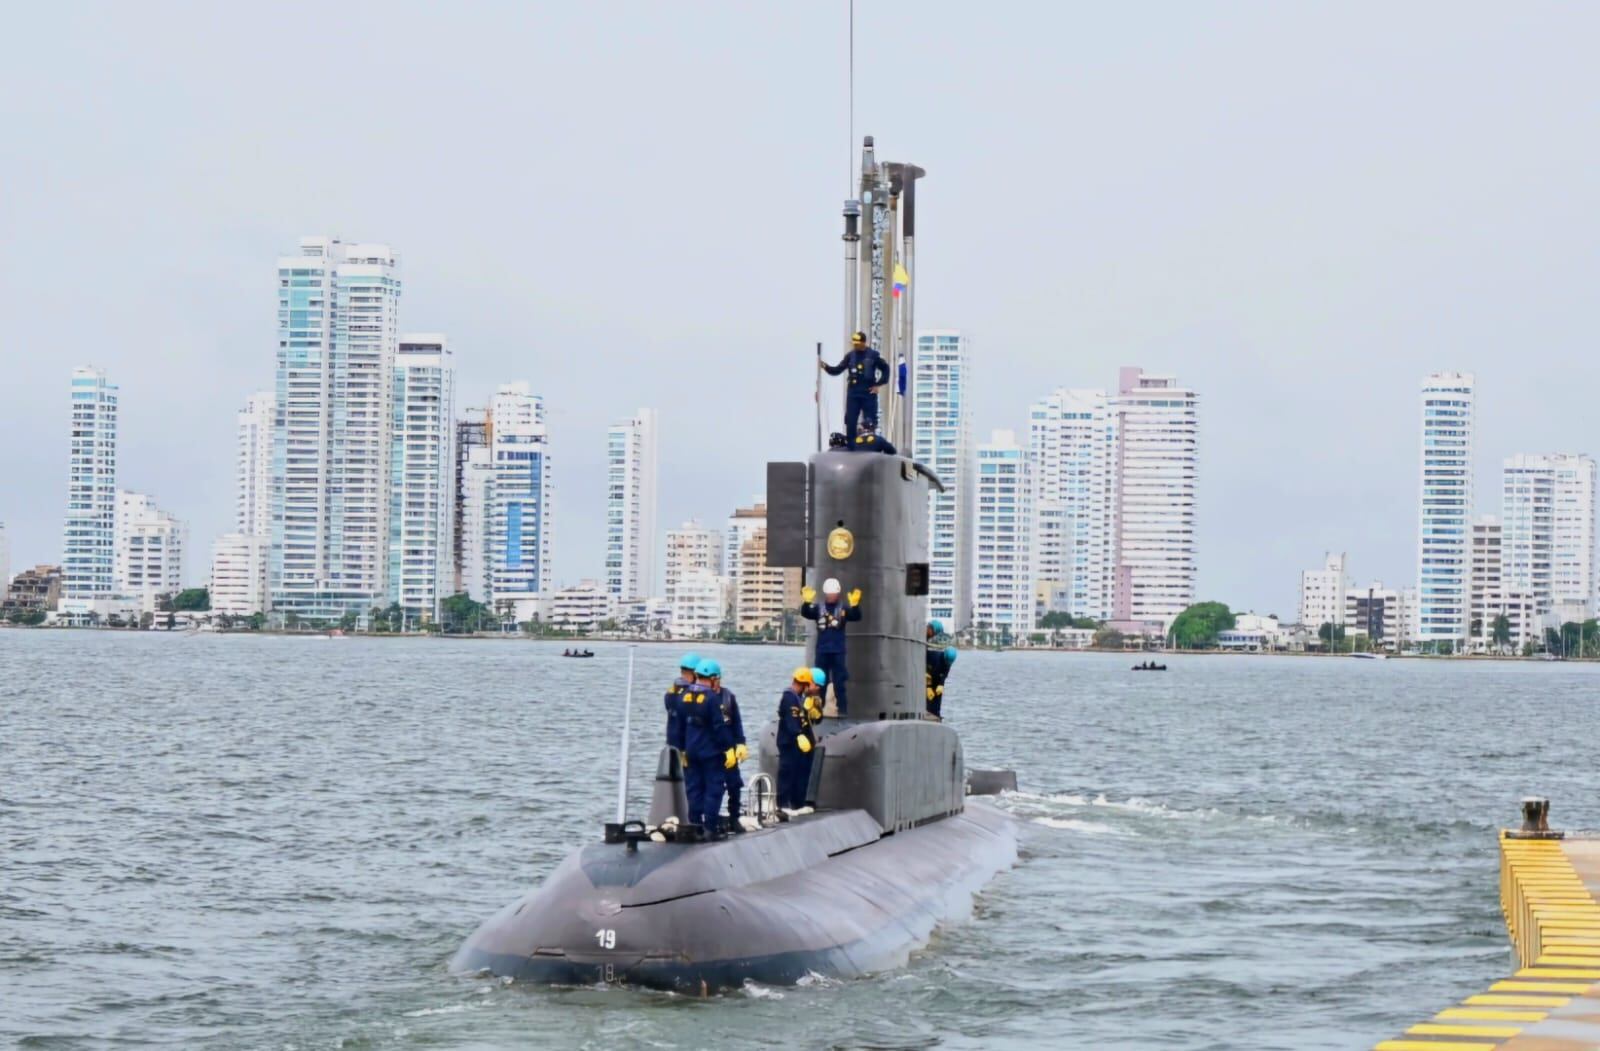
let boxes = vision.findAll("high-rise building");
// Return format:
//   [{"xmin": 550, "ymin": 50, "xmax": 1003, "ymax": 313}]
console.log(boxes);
[
  {"xmin": 1502, "ymin": 453, "xmax": 1596, "ymax": 618},
  {"xmin": 1416, "ymin": 371, "xmax": 1475, "ymax": 647},
  {"xmin": 221, "ymin": 391, "xmax": 276, "ymax": 616},
  {"xmin": 723, "ymin": 498, "xmax": 765, "ymax": 595},
  {"xmin": 210, "ymin": 533, "xmax": 268, "ymax": 616},
  {"xmin": 911, "ymin": 330, "xmax": 974, "ymax": 630},
  {"xmin": 270, "ymin": 236, "xmax": 401, "ymax": 621},
  {"xmin": 115, "ymin": 491, "xmax": 186, "ymax": 614},
  {"xmin": 1110, "ymin": 367, "xmax": 1199, "ymax": 627},
  {"xmin": 973, "ymin": 430, "xmax": 1035, "ymax": 635},
  {"xmin": 605, "ymin": 408, "xmax": 659, "ymax": 601},
  {"xmin": 1469, "ymin": 515, "xmax": 1503, "ymax": 649},
  {"xmin": 1028, "ymin": 388, "xmax": 1114, "ymax": 621},
  {"xmin": 669, "ymin": 570, "xmax": 727, "ymax": 639},
  {"xmin": 62, "ymin": 367, "xmax": 119, "ymax": 611},
  {"xmin": 453, "ymin": 409, "xmax": 488, "ymax": 598},
  {"xmin": 486, "ymin": 383, "xmax": 553, "ymax": 611},
  {"xmin": 387, "ymin": 335, "xmax": 456, "ymax": 622},
  {"xmin": 1299, "ymin": 551, "xmax": 1350, "ymax": 630},
  {"xmin": 729, "ymin": 502, "xmax": 799, "ymax": 634},
  {"xmin": 237, "ymin": 391, "xmax": 274, "ymax": 537},
  {"xmin": 665, "ymin": 520, "xmax": 722, "ymax": 599}
]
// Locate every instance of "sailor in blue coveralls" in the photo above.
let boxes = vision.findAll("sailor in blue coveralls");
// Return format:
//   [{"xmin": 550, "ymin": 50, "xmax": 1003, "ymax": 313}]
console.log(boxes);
[
  {"xmin": 849, "ymin": 417, "xmax": 897, "ymax": 455},
  {"xmin": 664, "ymin": 651, "xmax": 699, "ymax": 759},
  {"xmin": 925, "ymin": 623, "xmax": 957, "ymax": 719},
  {"xmin": 681, "ymin": 658, "xmax": 737, "ymax": 839},
  {"xmin": 799, "ymin": 578, "xmax": 862, "ymax": 716},
  {"xmin": 821, "ymin": 330, "xmax": 891, "ymax": 441},
  {"xmin": 710, "ymin": 666, "xmax": 749, "ymax": 833},
  {"xmin": 775, "ymin": 668, "xmax": 820, "ymax": 809}
]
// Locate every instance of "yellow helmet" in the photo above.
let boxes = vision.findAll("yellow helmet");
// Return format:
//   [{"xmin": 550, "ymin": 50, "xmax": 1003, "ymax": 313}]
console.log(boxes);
[{"xmin": 793, "ymin": 667, "xmax": 813, "ymax": 684}]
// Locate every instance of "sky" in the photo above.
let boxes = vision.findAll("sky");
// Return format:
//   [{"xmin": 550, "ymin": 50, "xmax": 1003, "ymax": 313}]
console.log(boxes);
[{"xmin": 2, "ymin": 2, "xmax": 1598, "ymax": 617}]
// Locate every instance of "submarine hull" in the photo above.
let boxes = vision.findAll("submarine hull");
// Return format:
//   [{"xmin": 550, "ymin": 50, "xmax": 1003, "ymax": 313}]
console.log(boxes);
[{"xmin": 450, "ymin": 802, "xmax": 1015, "ymax": 992}]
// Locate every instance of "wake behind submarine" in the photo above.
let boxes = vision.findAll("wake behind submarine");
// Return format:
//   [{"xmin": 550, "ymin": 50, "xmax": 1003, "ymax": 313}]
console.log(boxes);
[{"xmin": 451, "ymin": 137, "xmax": 1020, "ymax": 993}]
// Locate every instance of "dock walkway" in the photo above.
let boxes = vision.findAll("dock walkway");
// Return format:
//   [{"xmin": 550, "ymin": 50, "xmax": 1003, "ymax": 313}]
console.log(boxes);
[{"xmin": 1378, "ymin": 834, "xmax": 1600, "ymax": 1050}]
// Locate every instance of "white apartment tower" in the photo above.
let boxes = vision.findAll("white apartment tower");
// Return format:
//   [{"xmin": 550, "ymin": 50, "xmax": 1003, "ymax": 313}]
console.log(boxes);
[
  {"xmin": 453, "ymin": 411, "xmax": 489, "ymax": 599},
  {"xmin": 388, "ymin": 335, "xmax": 456, "ymax": 622},
  {"xmin": 1110, "ymin": 367, "xmax": 1199, "ymax": 626},
  {"xmin": 487, "ymin": 383, "xmax": 553, "ymax": 606},
  {"xmin": 1502, "ymin": 453, "xmax": 1596, "ymax": 618},
  {"xmin": 1028, "ymin": 388, "xmax": 1114, "ymax": 621},
  {"xmin": 1469, "ymin": 514, "xmax": 1502, "ymax": 648},
  {"xmin": 270, "ymin": 237, "xmax": 401, "ymax": 621},
  {"xmin": 62, "ymin": 367, "xmax": 119, "ymax": 610},
  {"xmin": 912, "ymin": 330, "xmax": 975, "ymax": 630},
  {"xmin": 665, "ymin": 520, "xmax": 726, "ymax": 637},
  {"xmin": 1416, "ymin": 372, "xmax": 1475, "ymax": 647},
  {"xmin": 605, "ymin": 408, "xmax": 659, "ymax": 601},
  {"xmin": 1299, "ymin": 551, "xmax": 1350, "ymax": 629},
  {"xmin": 973, "ymin": 430, "xmax": 1035, "ymax": 635},
  {"xmin": 212, "ymin": 390, "xmax": 276, "ymax": 618},
  {"xmin": 115, "ymin": 491, "xmax": 186, "ymax": 614},
  {"xmin": 237, "ymin": 391, "xmax": 274, "ymax": 537},
  {"xmin": 210, "ymin": 533, "xmax": 268, "ymax": 616}
]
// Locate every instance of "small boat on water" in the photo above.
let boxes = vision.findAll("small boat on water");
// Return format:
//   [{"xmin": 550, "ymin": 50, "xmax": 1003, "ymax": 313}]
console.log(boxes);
[
  {"xmin": 1350, "ymin": 652, "xmax": 1387, "ymax": 661},
  {"xmin": 1132, "ymin": 662, "xmax": 1167, "ymax": 672},
  {"xmin": 561, "ymin": 649, "xmax": 595, "ymax": 658}
]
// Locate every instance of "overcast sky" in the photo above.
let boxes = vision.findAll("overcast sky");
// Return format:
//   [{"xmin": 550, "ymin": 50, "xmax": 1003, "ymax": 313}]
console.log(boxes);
[{"xmin": 2, "ymin": 2, "xmax": 1597, "ymax": 616}]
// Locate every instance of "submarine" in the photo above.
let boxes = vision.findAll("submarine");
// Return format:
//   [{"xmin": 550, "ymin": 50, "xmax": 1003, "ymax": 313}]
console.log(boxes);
[{"xmin": 451, "ymin": 137, "xmax": 1019, "ymax": 993}]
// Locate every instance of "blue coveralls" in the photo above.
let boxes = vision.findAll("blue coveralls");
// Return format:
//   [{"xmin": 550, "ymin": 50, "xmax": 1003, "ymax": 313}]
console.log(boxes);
[
  {"xmin": 721, "ymin": 689, "xmax": 746, "ymax": 825},
  {"xmin": 775, "ymin": 688, "xmax": 815, "ymax": 809},
  {"xmin": 800, "ymin": 598, "xmax": 862, "ymax": 716},
  {"xmin": 664, "ymin": 676, "xmax": 689, "ymax": 753},
  {"xmin": 823, "ymin": 347, "xmax": 891, "ymax": 441},
  {"xmin": 851, "ymin": 433, "xmax": 897, "ymax": 455},
  {"xmin": 680, "ymin": 683, "xmax": 734, "ymax": 833},
  {"xmin": 925, "ymin": 648, "xmax": 952, "ymax": 718}
]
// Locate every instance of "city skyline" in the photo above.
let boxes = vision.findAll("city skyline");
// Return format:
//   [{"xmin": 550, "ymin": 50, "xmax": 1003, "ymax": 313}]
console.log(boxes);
[{"xmin": 5, "ymin": 6, "xmax": 1600, "ymax": 617}]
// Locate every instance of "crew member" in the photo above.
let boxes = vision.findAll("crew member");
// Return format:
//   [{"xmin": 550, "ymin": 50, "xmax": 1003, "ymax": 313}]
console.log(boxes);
[
  {"xmin": 682, "ymin": 658, "xmax": 737, "ymax": 839},
  {"xmin": 820, "ymin": 331, "xmax": 890, "ymax": 441},
  {"xmin": 664, "ymin": 651, "xmax": 699, "ymax": 757},
  {"xmin": 712, "ymin": 665, "xmax": 749, "ymax": 833},
  {"xmin": 800, "ymin": 578, "xmax": 862, "ymax": 716},
  {"xmin": 775, "ymin": 668, "xmax": 817, "ymax": 810},
  {"xmin": 850, "ymin": 418, "xmax": 897, "ymax": 455},
  {"xmin": 926, "ymin": 623, "xmax": 958, "ymax": 719}
]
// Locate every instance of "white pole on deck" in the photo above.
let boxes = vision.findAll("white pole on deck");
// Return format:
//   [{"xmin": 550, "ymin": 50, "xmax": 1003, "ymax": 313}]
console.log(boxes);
[{"xmin": 615, "ymin": 645, "xmax": 637, "ymax": 824}]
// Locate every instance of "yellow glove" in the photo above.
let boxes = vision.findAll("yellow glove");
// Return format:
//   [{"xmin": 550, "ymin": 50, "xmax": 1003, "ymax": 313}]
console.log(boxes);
[
  {"xmin": 735, "ymin": 743, "xmax": 749, "ymax": 763},
  {"xmin": 797, "ymin": 736, "xmax": 813, "ymax": 754},
  {"xmin": 724, "ymin": 748, "xmax": 738, "ymax": 770},
  {"xmin": 801, "ymin": 586, "xmax": 816, "ymax": 603},
  {"xmin": 848, "ymin": 588, "xmax": 862, "ymax": 607},
  {"xmin": 803, "ymin": 697, "xmax": 820, "ymax": 721},
  {"xmin": 935, "ymin": 685, "xmax": 943, "ymax": 696},
  {"xmin": 926, "ymin": 687, "xmax": 935, "ymax": 702}
]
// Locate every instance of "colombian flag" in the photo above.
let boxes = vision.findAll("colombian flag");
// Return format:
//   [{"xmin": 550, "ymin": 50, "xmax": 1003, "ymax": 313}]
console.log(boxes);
[{"xmin": 892, "ymin": 262, "xmax": 909, "ymax": 298}]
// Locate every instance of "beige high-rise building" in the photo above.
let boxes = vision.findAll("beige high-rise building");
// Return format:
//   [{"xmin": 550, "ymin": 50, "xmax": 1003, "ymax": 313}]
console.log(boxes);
[{"xmin": 730, "ymin": 503, "xmax": 799, "ymax": 635}]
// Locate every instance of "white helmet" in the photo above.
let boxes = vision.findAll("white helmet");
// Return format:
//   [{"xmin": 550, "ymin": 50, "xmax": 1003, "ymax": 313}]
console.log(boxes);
[{"xmin": 823, "ymin": 578, "xmax": 842, "ymax": 595}]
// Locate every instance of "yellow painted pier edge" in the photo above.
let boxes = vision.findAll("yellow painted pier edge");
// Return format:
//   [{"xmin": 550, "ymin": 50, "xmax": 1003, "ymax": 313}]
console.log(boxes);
[{"xmin": 1375, "ymin": 833, "xmax": 1600, "ymax": 1050}]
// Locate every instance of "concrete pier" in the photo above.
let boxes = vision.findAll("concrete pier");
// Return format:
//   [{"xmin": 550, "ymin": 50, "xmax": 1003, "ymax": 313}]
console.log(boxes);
[{"xmin": 1377, "ymin": 833, "xmax": 1600, "ymax": 1049}]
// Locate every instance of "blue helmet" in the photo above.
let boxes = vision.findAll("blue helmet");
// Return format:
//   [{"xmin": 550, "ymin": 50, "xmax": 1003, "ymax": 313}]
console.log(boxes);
[
  {"xmin": 810, "ymin": 667, "xmax": 827, "ymax": 686},
  {"xmin": 696, "ymin": 658, "xmax": 722, "ymax": 679},
  {"xmin": 928, "ymin": 619, "xmax": 944, "ymax": 636},
  {"xmin": 944, "ymin": 647, "xmax": 958, "ymax": 662},
  {"xmin": 679, "ymin": 651, "xmax": 701, "ymax": 672}
]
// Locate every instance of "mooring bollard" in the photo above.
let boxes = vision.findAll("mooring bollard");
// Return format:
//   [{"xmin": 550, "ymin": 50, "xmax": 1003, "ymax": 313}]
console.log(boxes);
[{"xmin": 1510, "ymin": 796, "xmax": 1563, "ymax": 839}]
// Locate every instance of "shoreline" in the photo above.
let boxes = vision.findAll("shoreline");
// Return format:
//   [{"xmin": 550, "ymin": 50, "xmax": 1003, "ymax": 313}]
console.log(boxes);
[{"xmin": 5, "ymin": 624, "xmax": 1592, "ymax": 664}]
